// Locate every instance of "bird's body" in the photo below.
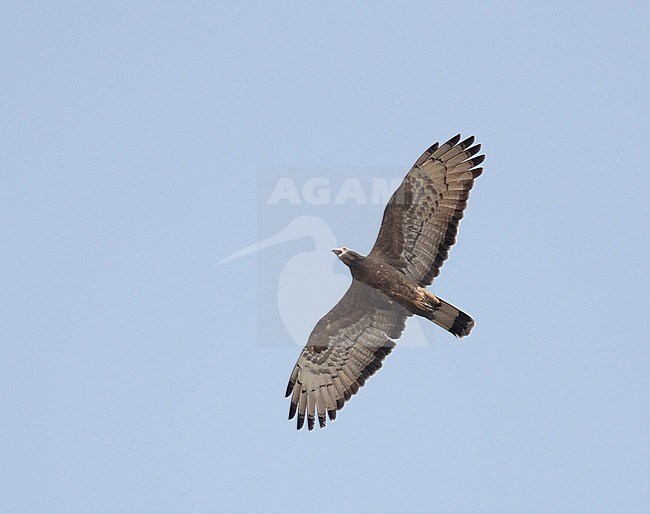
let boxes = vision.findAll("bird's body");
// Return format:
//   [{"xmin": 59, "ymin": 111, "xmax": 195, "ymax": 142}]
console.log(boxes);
[
  {"xmin": 333, "ymin": 249, "xmax": 473, "ymax": 337},
  {"xmin": 337, "ymin": 249, "xmax": 417, "ymax": 307},
  {"xmin": 285, "ymin": 134, "xmax": 485, "ymax": 430}
]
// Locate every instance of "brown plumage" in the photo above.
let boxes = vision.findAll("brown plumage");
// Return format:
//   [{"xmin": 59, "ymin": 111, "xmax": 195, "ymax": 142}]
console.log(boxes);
[{"xmin": 285, "ymin": 134, "xmax": 485, "ymax": 430}]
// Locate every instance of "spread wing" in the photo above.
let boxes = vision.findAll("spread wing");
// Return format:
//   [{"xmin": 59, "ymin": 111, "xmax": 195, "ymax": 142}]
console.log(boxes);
[
  {"xmin": 369, "ymin": 134, "xmax": 485, "ymax": 286},
  {"xmin": 285, "ymin": 280, "xmax": 410, "ymax": 430}
]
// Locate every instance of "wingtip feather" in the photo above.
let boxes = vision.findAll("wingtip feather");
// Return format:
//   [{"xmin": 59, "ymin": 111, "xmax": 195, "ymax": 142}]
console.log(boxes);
[
  {"xmin": 285, "ymin": 380, "xmax": 294, "ymax": 398},
  {"xmin": 466, "ymin": 144, "xmax": 481, "ymax": 158},
  {"xmin": 471, "ymin": 154, "xmax": 486, "ymax": 167},
  {"xmin": 447, "ymin": 133, "xmax": 461, "ymax": 146},
  {"xmin": 459, "ymin": 135, "xmax": 475, "ymax": 148}
]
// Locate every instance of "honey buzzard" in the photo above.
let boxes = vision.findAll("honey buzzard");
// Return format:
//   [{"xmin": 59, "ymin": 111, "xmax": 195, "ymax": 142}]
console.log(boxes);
[{"xmin": 285, "ymin": 134, "xmax": 485, "ymax": 430}]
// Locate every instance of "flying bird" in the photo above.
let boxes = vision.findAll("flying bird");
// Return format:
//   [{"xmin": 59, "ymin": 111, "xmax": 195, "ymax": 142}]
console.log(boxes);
[{"xmin": 285, "ymin": 134, "xmax": 485, "ymax": 430}]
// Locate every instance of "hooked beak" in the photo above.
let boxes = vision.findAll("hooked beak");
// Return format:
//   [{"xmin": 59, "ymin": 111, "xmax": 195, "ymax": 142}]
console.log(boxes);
[{"xmin": 331, "ymin": 248, "xmax": 343, "ymax": 257}]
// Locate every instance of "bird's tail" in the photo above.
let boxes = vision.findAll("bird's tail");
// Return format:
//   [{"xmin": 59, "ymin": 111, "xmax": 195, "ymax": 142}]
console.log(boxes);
[{"xmin": 427, "ymin": 297, "xmax": 475, "ymax": 338}]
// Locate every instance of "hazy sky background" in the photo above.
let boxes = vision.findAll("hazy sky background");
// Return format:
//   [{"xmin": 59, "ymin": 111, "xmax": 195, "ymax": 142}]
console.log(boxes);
[{"xmin": 2, "ymin": 2, "xmax": 649, "ymax": 512}]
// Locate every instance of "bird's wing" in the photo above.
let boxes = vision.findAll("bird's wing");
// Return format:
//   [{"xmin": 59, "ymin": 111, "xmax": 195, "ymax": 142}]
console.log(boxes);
[
  {"xmin": 369, "ymin": 134, "xmax": 484, "ymax": 286},
  {"xmin": 285, "ymin": 280, "xmax": 410, "ymax": 430}
]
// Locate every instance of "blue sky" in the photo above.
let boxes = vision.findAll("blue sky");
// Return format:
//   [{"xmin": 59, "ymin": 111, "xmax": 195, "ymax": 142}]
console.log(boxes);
[{"xmin": 2, "ymin": 2, "xmax": 649, "ymax": 512}]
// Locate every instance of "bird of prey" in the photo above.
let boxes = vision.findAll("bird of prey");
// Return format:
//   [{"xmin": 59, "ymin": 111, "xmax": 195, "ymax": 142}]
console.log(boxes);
[{"xmin": 285, "ymin": 134, "xmax": 485, "ymax": 430}]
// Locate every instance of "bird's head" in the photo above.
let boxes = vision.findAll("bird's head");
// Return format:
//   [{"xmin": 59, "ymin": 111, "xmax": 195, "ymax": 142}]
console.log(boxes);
[{"xmin": 332, "ymin": 247, "xmax": 362, "ymax": 267}]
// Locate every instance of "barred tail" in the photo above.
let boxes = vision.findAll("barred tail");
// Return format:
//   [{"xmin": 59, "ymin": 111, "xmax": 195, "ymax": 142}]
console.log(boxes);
[{"xmin": 429, "ymin": 297, "xmax": 475, "ymax": 338}]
